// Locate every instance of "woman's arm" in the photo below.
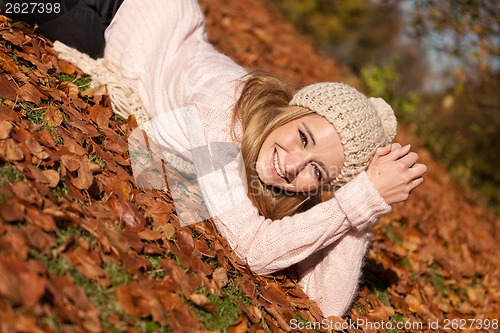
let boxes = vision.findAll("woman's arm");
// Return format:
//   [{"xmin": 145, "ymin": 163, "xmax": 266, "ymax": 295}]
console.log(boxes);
[
  {"xmin": 295, "ymin": 229, "xmax": 372, "ymax": 317},
  {"xmin": 199, "ymin": 143, "xmax": 425, "ymax": 276},
  {"xmin": 199, "ymin": 163, "xmax": 390, "ymax": 275}
]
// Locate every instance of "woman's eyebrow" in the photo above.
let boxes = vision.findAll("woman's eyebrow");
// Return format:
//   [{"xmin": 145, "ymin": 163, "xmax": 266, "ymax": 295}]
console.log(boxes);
[{"xmin": 301, "ymin": 122, "xmax": 316, "ymax": 145}]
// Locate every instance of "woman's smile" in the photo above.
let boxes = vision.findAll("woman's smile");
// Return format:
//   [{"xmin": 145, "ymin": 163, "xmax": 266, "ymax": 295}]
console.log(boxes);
[{"xmin": 272, "ymin": 148, "xmax": 287, "ymax": 181}]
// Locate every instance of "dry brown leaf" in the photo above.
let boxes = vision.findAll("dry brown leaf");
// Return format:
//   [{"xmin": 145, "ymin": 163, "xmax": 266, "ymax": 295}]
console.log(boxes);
[
  {"xmin": 2, "ymin": 31, "xmax": 25, "ymax": 46},
  {"xmin": 227, "ymin": 316, "xmax": 248, "ymax": 333},
  {"xmin": 44, "ymin": 105, "xmax": 64, "ymax": 127},
  {"xmin": 57, "ymin": 59, "xmax": 77, "ymax": 75},
  {"xmin": 60, "ymin": 155, "xmax": 81, "ymax": 172},
  {"xmin": 108, "ymin": 197, "xmax": 146, "ymax": 231},
  {"xmin": 0, "ymin": 199, "xmax": 25, "ymax": 222},
  {"xmin": 137, "ymin": 228, "xmax": 162, "ymax": 241},
  {"xmin": 0, "ymin": 50, "xmax": 19, "ymax": 73},
  {"xmin": 0, "ymin": 255, "xmax": 45, "ymax": 307},
  {"xmin": 115, "ymin": 283, "xmax": 152, "ymax": 318},
  {"xmin": 11, "ymin": 181, "xmax": 41, "ymax": 206},
  {"xmin": 189, "ymin": 293, "xmax": 218, "ymax": 313},
  {"xmin": 0, "ymin": 120, "xmax": 13, "ymax": 139},
  {"xmin": 67, "ymin": 247, "xmax": 110, "ymax": 287},
  {"xmin": 176, "ymin": 227, "xmax": 195, "ymax": 254},
  {"xmin": 24, "ymin": 225, "xmax": 56, "ymax": 251},
  {"xmin": 0, "ymin": 105, "xmax": 20, "ymax": 122},
  {"xmin": 41, "ymin": 169, "xmax": 60, "ymax": 188},
  {"xmin": 213, "ymin": 267, "xmax": 229, "ymax": 290},
  {"xmin": 34, "ymin": 128, "xmax": 58, "ymax": 148},
  {"xmin": 0, "ymin": 138, "xmax": 24, "ymax": 161},
  {"xmin": 0, "ymin": 76, "xmax": 19, "ymax": 100},
  {"xmin": 18, "ymin": 83, "xmax": 44, "ymax": 104},
  {"xmin": 25, "ymin": 137, "xmax": 49, "ymax": 160},
  {"xmin": 89, "ymin": 103, "xmax": 112, "ymax": 129},
  {"xmin": 405, "ymin": 294, "xmax": 421, "ymax": 313},
  {"xmin": 26, "ymin": 207, "xmax": 56, "ymax": 232},
  {"xmin": 144, "ymin": 201, "xmax": 172, "ymax": 225},
  {"xmin": 245, "ymin": 304, "xmax": 263, "ymax": 324},
  {"xmin": 159, "ymin": 223, "xmax": 176, "ymax": 239},
  {"xmin": 70, "ymin": 157, "xmax": 93, "ymax": 190}
]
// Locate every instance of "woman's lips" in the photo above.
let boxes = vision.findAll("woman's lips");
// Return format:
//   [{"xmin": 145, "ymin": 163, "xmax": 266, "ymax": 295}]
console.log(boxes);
[{"xmin": 272, "ymin": 148, "xmax": 286, "ymax": 180}]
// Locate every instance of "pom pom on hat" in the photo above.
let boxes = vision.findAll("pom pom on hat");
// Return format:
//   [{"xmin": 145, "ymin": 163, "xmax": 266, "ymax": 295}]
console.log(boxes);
[
  {"xmin": 289, "ymin": 82, "xmax": 397, "ymax": 187},
  {"xmin": 369, "ymin": 97, "xmax": 397, "ymax": 140}
]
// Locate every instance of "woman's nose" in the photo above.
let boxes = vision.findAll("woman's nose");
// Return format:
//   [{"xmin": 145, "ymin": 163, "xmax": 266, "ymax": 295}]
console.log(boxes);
[{"xmin": 285, "ymin": 151, "xmax": 308, "ymax": 181}]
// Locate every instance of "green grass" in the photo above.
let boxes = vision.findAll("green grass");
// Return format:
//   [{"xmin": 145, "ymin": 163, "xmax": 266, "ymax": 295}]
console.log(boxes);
[
  {"xmin": 50, "ymin": 170, "xmax": 71, "ymax": 199},
  {"xmin": 190, "ymin": 281, "xmax": 251, "ymax": 332},
  {"xmin": 429, "ymin": 263, "xmax": 446, "ymax": 293},
  {"xmin": 386, "ymin": 225, "xmax": 403, "ymax": 244},
  {"xmin": 56, "ymin": 73, "xmax": 92, "ymax": 91},
  {"xmin": 28, "ymin": 226, "xmax": 146, "ymax": 332},
  {"xmin": 88, "ymin": 153, "xmax": 108, "ymax": 170},
  {"xmin": 145, "ymin": 254, "xmax": 165, "ymax": 280},
  {"xmin": 18, "ymin": 101, "xmax": 65, "ymax": 145},
  {"xmin": 21, "ymin": 102, "xmax": 46, "ymax": 124},
  {"xmin": 0, "ymin": 163, "xmax": 24, "ymax": 185}
]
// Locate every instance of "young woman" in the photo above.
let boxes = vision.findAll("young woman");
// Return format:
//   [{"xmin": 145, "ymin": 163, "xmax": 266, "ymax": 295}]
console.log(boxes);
[{"xmin": 49, "ymin": 0, "xmax": 426, "ymax": 317}]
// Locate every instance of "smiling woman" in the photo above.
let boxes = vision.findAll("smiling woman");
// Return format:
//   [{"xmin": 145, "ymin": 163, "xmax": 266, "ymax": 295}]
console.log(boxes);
[
  {"xmin": 53, "ymin": 0, "xmax": 427, "ymax": 318},
  {"xmin": 234, "ymin": 73, "xmax": 399, "ymax": 220}
]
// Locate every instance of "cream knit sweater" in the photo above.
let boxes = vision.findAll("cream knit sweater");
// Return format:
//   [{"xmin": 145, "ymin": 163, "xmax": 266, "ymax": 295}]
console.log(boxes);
[{"xmin": 100, "ymin": 0, "xmax": 391, "ymax": 317}]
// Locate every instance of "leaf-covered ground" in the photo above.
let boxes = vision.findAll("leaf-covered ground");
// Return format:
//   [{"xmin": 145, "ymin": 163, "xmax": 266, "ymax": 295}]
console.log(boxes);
[{"xmin": 0, "ymin": 1, "xmax": 498, "ymax": 332}]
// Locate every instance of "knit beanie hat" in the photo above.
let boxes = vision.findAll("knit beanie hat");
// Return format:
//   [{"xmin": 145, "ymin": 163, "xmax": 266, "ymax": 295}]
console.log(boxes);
[{"xmin": 289, "ymin": 82, "xmax": 397, "ymax": 187}]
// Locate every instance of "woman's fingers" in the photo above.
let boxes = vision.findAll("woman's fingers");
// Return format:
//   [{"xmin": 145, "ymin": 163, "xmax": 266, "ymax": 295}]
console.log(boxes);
[
  {"xmin": 382, "ymin": 144, "xmax": 412, "ymax": 161},
  {"xmin": 376, "ymin": 144, "xmax": 393, "ymax": 156},
  {"xmin": 391, "ymin": 143, "xmax": 402, "ymax": 150},
  {"xmin": 366, "ymin": 145, "xmax": 427, "ymax": 205},
  {"xmin": 398, "ymin": 151, "xmax": 420, "ymax": 169},
  {"xmin": 412, "ymin": 163, "xmax": 427, "ymax": 177}
]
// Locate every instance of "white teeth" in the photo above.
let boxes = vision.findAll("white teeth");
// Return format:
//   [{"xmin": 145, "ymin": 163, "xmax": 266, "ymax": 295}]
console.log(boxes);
[{"xmin": 273, "ymin": 151, "xmax": 285, "ymax": 178}]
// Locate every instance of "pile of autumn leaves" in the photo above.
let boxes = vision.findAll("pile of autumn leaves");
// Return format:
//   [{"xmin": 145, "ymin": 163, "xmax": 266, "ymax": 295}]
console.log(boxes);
[
  {"xmin": 0, "ymin": 4, "xmax": 499, "ymax": 333},
  {"xmin": 0, "ymin": 17, "xmax": 326, "ymax": 333}
]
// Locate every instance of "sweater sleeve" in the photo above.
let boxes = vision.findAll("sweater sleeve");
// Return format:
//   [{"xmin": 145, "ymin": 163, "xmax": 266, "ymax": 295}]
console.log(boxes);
[
  {"xmin": 295, "ymin": 229, "xmax": 372, "ymax": 317},
  {"xmin": 197, "ymin": 153, "xmax": 390, "ymax": 275}
]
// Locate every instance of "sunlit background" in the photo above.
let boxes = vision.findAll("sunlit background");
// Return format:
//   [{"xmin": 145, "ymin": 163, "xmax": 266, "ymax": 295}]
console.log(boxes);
[{"xmin": 267, "ymin": 0, "xmax": 499, "ymax": 215}]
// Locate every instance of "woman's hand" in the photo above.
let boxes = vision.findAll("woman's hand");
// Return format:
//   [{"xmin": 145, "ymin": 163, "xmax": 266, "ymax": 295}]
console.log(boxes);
[{"xmin": 366, "ymin": 143, "xmax": 427, "ymax": 205}]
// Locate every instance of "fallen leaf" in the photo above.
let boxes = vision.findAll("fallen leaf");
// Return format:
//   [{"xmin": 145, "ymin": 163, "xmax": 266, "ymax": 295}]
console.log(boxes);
[
  {"xmin": 18, "ymin": 83, "xmax": 44, "ymax": 104},
  {"xmin": 41, "ymin": 169, "xmax": 60, "ymax": 188},
  {"xmin": 26, "ymin": 207, "xmax": 56, "ymax": 231},
  {"xmin": 44, "ymin": 105, "xmax": 64, "ymax": 126},
  {"xmin": 213, "ymin": 267, "xmax": 229, "ymax": 290},
  {"xmin": 0, "ymin": 138, "xmax": 24, "ymax": 161},
  {"xmin": 108, "ymin": 197, "xmax": 146, "ymax": 231},
  {"xmin": 228, "ymin": 316, "xmax": 248, "ymax": 333},
  {"xmin": 70, "ymin": 157, "xmax": 93, "ymax": 190},
  {"xmin": 89, "ymin": 103, "xmax": 112, "ymax": 129},
  {"xmin": 405, "ymin": 294, "xmax": 421, "ymax": 313},
  {"xmin": 25, "ymin": 137, "xmax": 49, "ymax": 160},
  {"xmin": 0, "ymin": 120, "xmax": 13, "ymax": 139},
  {"xmin": 0, "ymin": 76, "xmax": 19, "ymax": 100},
  {"xmin": 0, "ymin": 199, "xmax": 25, "ymax": 222},
  {"xmin": 189, "ymin": 293, "xmax": 218, "ymax": 313}
]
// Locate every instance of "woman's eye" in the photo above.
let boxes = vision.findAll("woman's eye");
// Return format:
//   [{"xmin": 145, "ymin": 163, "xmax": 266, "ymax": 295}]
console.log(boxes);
[
  {"xmin": 299, "ymin": 130, "xmax": 307, "ymax": 147},
  {"xmin": 313, "ymin": 164, "xmax": 323, "ymax": 182}
]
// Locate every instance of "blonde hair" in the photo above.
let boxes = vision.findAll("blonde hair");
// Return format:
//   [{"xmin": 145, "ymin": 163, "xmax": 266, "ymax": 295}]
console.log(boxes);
[{"xmin": 231, "ymin": 72, "xmax": 322, "ymax": 220}]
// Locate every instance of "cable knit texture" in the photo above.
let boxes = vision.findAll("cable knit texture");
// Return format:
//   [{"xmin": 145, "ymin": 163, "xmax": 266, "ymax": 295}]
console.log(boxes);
[
  {"xmin": 57, "ymin": 0, "xmax": 392, "ymax": 317},
  {"xmin": 290, "ymin": 83, "xmax": 397, "ymax": 186}
]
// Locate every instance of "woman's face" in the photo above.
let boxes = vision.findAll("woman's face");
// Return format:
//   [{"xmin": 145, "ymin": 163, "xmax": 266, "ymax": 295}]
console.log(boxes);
[{"xmin": 256, "ymin": 114, "xmax": 344, "ymax": 193}]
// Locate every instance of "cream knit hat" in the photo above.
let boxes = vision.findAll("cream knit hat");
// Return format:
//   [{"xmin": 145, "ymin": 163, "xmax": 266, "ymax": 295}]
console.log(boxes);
[{"xmin": 289, "ymin": 82, "xmax": 397, "ymax": 187}]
